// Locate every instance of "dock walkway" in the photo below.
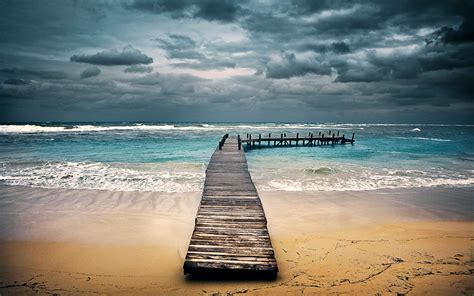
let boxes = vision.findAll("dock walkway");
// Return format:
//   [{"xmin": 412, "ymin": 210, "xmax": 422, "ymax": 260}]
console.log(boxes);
[{"xmin": 183, "ymin": 137, "xmax": 278, "ymax": 278}]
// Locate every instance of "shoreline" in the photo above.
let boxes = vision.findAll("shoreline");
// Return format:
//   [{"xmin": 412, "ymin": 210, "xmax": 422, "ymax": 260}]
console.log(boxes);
[{"xmin": 0, "ymin": 185, "xmax": 472, "ymax": 294}]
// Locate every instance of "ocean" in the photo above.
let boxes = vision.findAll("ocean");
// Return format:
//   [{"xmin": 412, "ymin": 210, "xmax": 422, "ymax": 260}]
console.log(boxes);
[{"xmin": 0, "ymin": 123, "xmax": 473, "ymax": 193}]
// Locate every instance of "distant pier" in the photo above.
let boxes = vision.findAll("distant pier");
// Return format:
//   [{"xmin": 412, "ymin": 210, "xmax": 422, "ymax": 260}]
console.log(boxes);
[{"xmin": 239, "ymin": 131, "xmax": 355, "ymax": 150}]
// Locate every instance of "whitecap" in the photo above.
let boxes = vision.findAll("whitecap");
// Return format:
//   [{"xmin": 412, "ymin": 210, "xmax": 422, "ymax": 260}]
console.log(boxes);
[
  {"xmin": 0, "ymin": 161, "xmax": 205, "ymax": 193},
  {"xmin": 392, "ymin": 136, "xmax": 451, "ymax": 142}
]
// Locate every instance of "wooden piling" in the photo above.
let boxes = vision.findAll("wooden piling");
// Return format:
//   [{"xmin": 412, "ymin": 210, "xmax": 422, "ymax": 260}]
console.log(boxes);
[{"xmin": 241, "ymin": 131, "xmax": 355, "ymax": 149}]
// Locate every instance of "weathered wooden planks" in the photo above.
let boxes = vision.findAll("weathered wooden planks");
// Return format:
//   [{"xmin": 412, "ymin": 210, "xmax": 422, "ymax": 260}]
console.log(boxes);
[{"xmin": 183, "ymin": 137, "xmax": 278, "ymax": 278}]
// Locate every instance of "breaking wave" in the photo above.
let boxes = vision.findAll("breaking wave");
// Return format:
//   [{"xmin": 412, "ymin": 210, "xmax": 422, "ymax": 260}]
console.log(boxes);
[
  {"xmin": 2, "ymin": 123, "xmax": 472, "ymax": 134},
  {"xmin": 0, "ymin": 161, "xmax": 205, "ymax": 192},
  {"xmin": 393, "ymin": 136, "xmax": 452, "ymax": 142}
]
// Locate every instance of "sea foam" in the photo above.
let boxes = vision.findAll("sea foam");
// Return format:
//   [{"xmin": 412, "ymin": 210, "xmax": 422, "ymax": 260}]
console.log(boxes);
[{"xmin": 0, "ymin": 161, "xmax": 205, "ymax": 192}]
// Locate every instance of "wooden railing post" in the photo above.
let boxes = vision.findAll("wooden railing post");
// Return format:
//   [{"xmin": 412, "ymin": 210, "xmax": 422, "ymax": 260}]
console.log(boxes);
[{"xmin": 238, "ymin": 135, "xmax": 241, "ymax": 150}]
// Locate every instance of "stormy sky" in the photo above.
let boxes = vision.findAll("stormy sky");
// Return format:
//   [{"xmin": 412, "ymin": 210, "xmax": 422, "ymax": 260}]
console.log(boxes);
[{"xmin": 0, "ymin": 0, "xmax": 473, "ymax": 123}]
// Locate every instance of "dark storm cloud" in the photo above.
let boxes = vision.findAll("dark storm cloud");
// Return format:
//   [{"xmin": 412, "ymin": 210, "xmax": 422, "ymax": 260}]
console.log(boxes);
[
  {"xmin": 3, "ymin": 78, "xmax": 32, "ymax": 85},
  {"xmin": 265, "ymin": 52, "xmax": 332, "ymax": 79},
  {"xmin": 80, "ymin": 67, "xmax": 101, "ymax": 79},
  {"xmin": 428, "ymin": 19, "xmax": 474, "ymax": 45},
  {"xmin": 124, "ymin": 65, "xmax": 154, "ymax": 73},
  {"xmin": 70, "ymin": 45, "xmax": 153, "ymax": 66},
  {"xmin": 331, "ymin": 42, "xmax": 351, "ymax": 54},
  {"xmin": 128, "ymin": 0, "xmax": 243, "ymax": 22},
  {"xmin": 301, "ymin": 42, "xmax": 351, "ymax": 55},
  {"xmin": 1, "ymin": 0, "xmax": 473, "ymax": 123},
  {"xmin": 0, "ymin": 68, "xmax": 67, "ymax": 80}
]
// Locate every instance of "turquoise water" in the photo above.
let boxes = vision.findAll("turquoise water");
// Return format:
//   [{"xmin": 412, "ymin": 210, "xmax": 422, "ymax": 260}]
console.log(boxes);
[{"xmin": 0, "ymin": 123, "xmax": 473, "ymax": 192}]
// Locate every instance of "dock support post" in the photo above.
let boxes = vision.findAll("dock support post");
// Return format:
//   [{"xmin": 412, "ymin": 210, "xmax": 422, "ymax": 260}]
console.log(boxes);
[
  {"xmin": 238, "ymin": 135, "xmax": 241, "ymax": 150},
  {"xmin": 259, "ymin": 134, "xmax": 261, "ymax": 148},
  {"xmin": 296, "ymin": 133, "xmax": 299, "ymax": 146}
]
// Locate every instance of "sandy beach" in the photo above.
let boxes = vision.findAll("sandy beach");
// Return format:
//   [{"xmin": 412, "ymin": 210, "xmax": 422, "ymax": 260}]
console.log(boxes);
[{"xmin": 0, "ymin": 185, "xmax": 472, "ymax": 295}]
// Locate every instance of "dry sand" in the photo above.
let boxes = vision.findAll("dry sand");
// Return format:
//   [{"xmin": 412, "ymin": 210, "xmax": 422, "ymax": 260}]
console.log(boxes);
[{"xmin": 0, "ymin": 185, "xmax": 472, "ymax": 295}]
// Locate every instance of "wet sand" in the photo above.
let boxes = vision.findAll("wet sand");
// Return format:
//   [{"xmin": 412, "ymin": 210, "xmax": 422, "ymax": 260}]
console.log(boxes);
[{"xmin": 0, "ymin": 185, "xmax": 472, "ymax": 295}]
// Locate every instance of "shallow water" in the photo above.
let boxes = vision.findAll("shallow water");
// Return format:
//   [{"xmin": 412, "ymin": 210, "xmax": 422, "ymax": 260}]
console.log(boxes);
[{"xmin": 0, "ymin": 123, "xmax": 473, "ymax": 192}]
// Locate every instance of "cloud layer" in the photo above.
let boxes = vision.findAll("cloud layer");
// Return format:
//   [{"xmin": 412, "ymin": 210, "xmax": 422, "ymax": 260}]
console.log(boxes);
[{"xmin": 0, "ymin": 0, "xmax": 473, "ymax": 123}]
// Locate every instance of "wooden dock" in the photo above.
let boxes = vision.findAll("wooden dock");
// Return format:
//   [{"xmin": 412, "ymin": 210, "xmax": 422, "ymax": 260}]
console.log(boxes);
[
  {"xmin": 239, "ymin": 131, "xmax": 355, "ymax": 150},
  {"xmin": 183, "ymin": 136, "xmax": 278, "ymax": 278},
  {"xmin": 184, "ymin": 131, "xmax": 355, "ymax": 277}
]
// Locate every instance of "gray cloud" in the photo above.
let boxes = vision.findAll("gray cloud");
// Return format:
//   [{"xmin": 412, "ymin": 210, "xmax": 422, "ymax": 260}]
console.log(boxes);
[
  {"xmin": 3, "ymin": 78, "xmax": 32, "ymax": 85},
  {"xmin": 124, "ymin": 65, "xmax": 154, "ymax": 73},
  {"xmin": 80, "ymin": 66, "xmax": 101, "ymax": 79},
  {"xmin": 154, "ymin": 34, "xmax": 205, "ymax": 60},
  {"xmin": 71, "ymin": 45, "xmax": 153, "ymax": 66},
  {"xmin": 155, "ymin": 34, "xmax": 197, "ymax": 50},
  {"xmin": 331, "ymin": 42, "xmax": 351, "ymax": 54},
  {"xmin": 428, "ymin": 19, "xmax": 474, "ymax": 45},
  {"xmin": 155, "ymin": 33, "xmax": 237, "ymax": 70},
  {"xmin": 0, "ymin": 68, "xmax": 67, "ymax": 80},
  {"xmin": 128, "ymin": 0, "xmax": 243, "ymax": 22},
  {"xmin": 265, "ymin": 52, "xmax": 332, "ymax": 79}
]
